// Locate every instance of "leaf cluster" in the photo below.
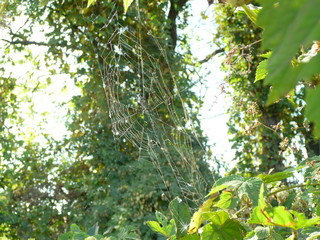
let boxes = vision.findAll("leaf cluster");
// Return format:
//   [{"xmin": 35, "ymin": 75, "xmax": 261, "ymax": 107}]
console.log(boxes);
[{"xmin": 149, "ymin": 162, "xmax": 320, "ymax": 239}]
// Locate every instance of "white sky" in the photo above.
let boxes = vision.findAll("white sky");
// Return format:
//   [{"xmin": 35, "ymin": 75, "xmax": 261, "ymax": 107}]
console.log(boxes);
[{"xmin": 184, "ymin": 0, "xmax": 236, "ymax": 170}]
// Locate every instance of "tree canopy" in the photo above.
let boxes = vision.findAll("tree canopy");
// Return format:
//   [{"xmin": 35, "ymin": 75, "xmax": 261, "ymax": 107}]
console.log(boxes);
[{"xmin": 1, "ymin": 0, "xmax": 320, "ymax": 239}]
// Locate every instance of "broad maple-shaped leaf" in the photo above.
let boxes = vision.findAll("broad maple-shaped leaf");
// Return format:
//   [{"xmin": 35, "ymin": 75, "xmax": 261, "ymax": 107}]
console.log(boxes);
[
  {"xmin": 201, "ymin": 219, "xmax": 246, "ymax": 240},
  {"xmin": 257, "ymin": 0, "xmax": 320, "ymax": 104},
  {"xmin": 206, "ymin": 175, "xmax": 245, "ymax": 197},
  {"xmin": 249, "ymin": 185, "xmax": 320, "ymax": 230},
  {"xmin": 207, "ymin": 175, "xmax": 262, "ymax": 207}
]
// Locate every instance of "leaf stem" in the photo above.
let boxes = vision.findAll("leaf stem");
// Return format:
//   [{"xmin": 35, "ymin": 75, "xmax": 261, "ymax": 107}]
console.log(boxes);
[{"xmin": 267, "ymin": 183, "xmax": 320, "ymax": 197}]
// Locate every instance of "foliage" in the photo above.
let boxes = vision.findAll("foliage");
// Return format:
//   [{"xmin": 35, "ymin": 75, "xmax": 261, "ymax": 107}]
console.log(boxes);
[
  {"xmin": 58, "ymin": 223, "xmax": 140, "ymax": 240},
  {"xmin": 1, "ymin": 0, "xmax": 320, "ymax": 240},
  {"xmin": 214, "ymin": 1, "xmax": 320, "ymax": 174},
  {"xmin": 256, "ymin": 0, "xmax": 320, "ymax": 138},
  {"xmin": 0, "ymin": 0, "xmax": 211, "ymax": 239},
  {"xmin": 149, "ymin": 159, "xmax": 320, "ymax": 239},
  {"xmin": 147, "ymin": 1, "xmax": 320, "ymax": 239}
]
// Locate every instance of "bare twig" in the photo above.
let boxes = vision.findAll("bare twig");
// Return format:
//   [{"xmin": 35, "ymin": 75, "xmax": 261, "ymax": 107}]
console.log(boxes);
[{"xmin": 198, "ymin": 48, "xmax": 225, "ymax": 64}]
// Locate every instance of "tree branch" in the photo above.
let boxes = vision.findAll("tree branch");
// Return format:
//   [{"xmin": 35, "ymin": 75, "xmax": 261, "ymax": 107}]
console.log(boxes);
[
  {"xmin": 167, "ymin": 0, "xmax": 188, "ymax": 50},
  {"xmin": 1, "ymin": 38, "xmax": 49, "ymax": 46},
  {"xmin": 198, "ymin": 48, "xmax": 225, "ymax": 64}
]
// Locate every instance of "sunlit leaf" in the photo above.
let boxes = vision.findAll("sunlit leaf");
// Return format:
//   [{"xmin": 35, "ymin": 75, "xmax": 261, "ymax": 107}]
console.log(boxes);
[
  {"xmin": 146, "ymin": 221, "xmax": 168, "ymax": 237},
  {"xmin": 123, "ymin": 0, "xmax": 135, "ymax": 14},
  {"xmin": 201, "ymin": 219, "xmax": 246, "ymax": 240},
  {"xmin": 257, "ymin": 171, "xmax": 293, "ymax": 184},
  {"xmin": 180, "ymin": 234, "xmax": 200, "ymax": 240},
  {"xmin": 255, "ymin": 59, "xmax": 268, "ymax": 82},
  {"xmin": 214, "ymin": 191, "xmax": 233, "ymax": 209},
  {"xmin": 188, "ymin": 197, "xmax": 216, "ymax": 234},
  {"xmin": 202, "ymin": 210, "xmax": 230, "ymax": 225},
  {"xmin": 87, "ymin": 0, "xmax": 97, "ymax": 8}
]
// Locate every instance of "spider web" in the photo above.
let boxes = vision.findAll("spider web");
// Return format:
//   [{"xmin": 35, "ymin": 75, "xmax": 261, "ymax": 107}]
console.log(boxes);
[{"xmin": 96, "ymin": 2, "xmax": 212, "ymax": 204}]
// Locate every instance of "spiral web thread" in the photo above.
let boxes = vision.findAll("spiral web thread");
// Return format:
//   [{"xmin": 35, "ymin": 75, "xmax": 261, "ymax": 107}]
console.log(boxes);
[{"xmin": 95, "ymin": 3, "xmax": 211, "ymax": 205}]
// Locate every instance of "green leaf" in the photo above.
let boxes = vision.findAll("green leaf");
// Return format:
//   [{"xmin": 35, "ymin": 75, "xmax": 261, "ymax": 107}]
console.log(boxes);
[
  {"xmin": 58, "ymin": 232, "xmax": 73, "ymax": 240},
  {"xmin": 258, "ymin": 184, "xmax": 267, "ymax": 209},
  {"xmin": 207, "ymin": 175, "xmax": 245, "ymax": 197},
  {"xmin": 214, "ymin": 191, "xmax": 233, "ymax": 209},
  {"xmin": 270, "ymin": 231, "xmax": 285, "ymax": 240},
  {"xmin": 290, "ymin": 210, "xmax": 320, "ymax": 229},
  {"xmin": 71, "ymin": 224, "xmax": 81, "ymax": 233},
  {"xmin": 202, "ymin": 210, "xmax": 230, "ymax": 225},
  {"xmin": 255, "ymin": 59, "xmax": 268, "ymax": 82},
  {"xmin": 245, "ymin": 226, "xmax": 271, "ymax": 240},
  {"xmin": 123, "ymin": 0, "xmax": 134, "ymax": 14},
  {"xmin": 146, "ymin": 221, "xmax": 168, "ymax": 237},
  {"xmin": 155, "ymin": 211, "xmax": 168, "ymax": 228},
  {"xmin": 169, "ymin": 198, "xmax": 191, "ymax": 238},
  {"xmin": 201, "ymin": 219, "xmax": 246, "ymax": 240},
  {"xmin": 305, "ymin": 86, "xmax": 320, "ymax": 138},
  {"xmin": 257, "ymin": 0, "xmax": 320, "ymax": 104},
  {"xmin": 241, "ymin": 5, "xmax": 260, "ymax": 25},
  {"xmin": 259, "ymin": 51, "xmax": 272, "ymax": 59},
  {"xmin": 188, "ymin": 197, "xmax": 216, "ymax": 234},
  {"xmin": 87, "ymin": 0, "xmax": 97, "ymax": 8},
  {"xmin": 249, "ymin": 205, "xmax": 320, "ymax": 230},
  {"xmin": 307, "ymin": 232, "xmax": 320, "ymax": 240},
  {"xmin": 87, "ymin": 223, "xmax": 99, "ymax": 236},
  {"xmin": 257, "ymin": 171, "xmax": 293, "ymax": 184},
  {"xmin": 238, "ymin": 177, "xmax": 263, "ymax": 207},
  {"xmin": 254, "ymin": 226, "xmax": 270, "ymax": 239},
  {"xmin": 180, "ymin": 234, "xmax": 200, "ymax": 240}
]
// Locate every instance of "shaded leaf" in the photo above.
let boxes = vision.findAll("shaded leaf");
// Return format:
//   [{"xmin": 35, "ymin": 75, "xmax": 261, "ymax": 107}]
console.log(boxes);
[
  {"xmin": 257, "ymin": 0, "xmax": 320, "ymax": 104},
  {"xmin": 87, "ymin": 223, "xmax": 99, "ymax": 236},
  {"xmin": 207, "ymin": 175, "xmax": 245, "ymax": 197},
  {"xmin": 169, "ymin": 198, "xmax": 191, "ymax": 238},
  {"xmin": 305, "ymin": 86, "xmax": 320, "ymax": 138},
  {"xmin": 254, "ymin": 226, "xmax": 270, "ymax": 239},
  {"xmin": 71, "ymin": 224, "xmax": 81, "ymax": 233},
  {"xmin": 238, "ymin": 177, "xmax": 263, "ymax": 207},
  {"xmin": 214, "ymin": 191, "xmax": 233, "ymax": 209},
  {"xmin": 155, "ymin": 211, "xmax": 168, "ymax": 228}
]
